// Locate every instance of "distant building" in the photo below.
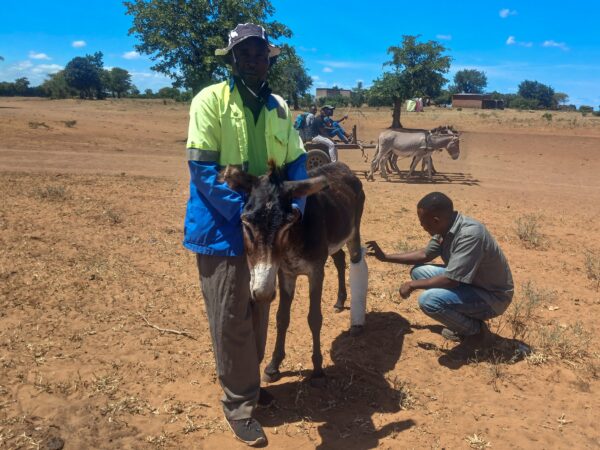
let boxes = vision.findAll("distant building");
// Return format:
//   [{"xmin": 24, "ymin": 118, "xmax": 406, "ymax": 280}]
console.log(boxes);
[
  {"xmin": 452, "ymin": 93, "xmax": 504, "ymax": 110},
  {"xmin": 315, "ymin": 87, "xmax": 352, "ymax": 99}
]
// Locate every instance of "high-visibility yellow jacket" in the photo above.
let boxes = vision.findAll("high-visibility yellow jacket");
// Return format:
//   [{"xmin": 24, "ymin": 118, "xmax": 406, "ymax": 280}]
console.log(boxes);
[{"xmin": 183, "ymin": 79, "xmax": 307, "ymax": 256}]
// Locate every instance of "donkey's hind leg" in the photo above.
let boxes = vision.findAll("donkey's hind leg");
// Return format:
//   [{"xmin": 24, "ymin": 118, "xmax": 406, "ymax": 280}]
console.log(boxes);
[{"xmin": 331, "ymin": 249, "xmax": 347, "ymax": 313}]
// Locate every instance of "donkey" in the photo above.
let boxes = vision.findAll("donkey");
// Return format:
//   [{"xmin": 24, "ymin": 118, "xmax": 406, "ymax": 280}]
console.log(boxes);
[
  {"xmin": 223, "ymin": 162, "xmax": 368, "ymax": 384},
  {"xmin": 368, "ymin": 126, "xmax": 460, "ymax": 181}
]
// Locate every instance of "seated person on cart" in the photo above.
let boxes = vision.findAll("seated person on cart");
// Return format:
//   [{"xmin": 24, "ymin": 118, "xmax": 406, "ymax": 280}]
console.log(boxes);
[
  {"xmin": 322, "ymin": 105, "xmax": 352, "ymax": 143},
  {"xmin": 311, "ymin": 106, "xmax": 338, "ymax": 162}
]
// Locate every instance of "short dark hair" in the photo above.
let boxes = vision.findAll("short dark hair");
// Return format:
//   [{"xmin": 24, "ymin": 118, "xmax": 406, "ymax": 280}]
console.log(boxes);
[{"xmin": 417, "ymin": 192, "xmax": 453, "ymax": 215}]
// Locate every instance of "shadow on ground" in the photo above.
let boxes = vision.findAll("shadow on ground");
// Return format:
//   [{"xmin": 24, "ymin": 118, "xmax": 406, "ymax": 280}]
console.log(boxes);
[
  {"xmin": 258, "ymin": 311, "xmax": 416, "ymax": 449},
  {"xmin": 360, "ymin": 170, "xmax": 480, "ymax": 186}
]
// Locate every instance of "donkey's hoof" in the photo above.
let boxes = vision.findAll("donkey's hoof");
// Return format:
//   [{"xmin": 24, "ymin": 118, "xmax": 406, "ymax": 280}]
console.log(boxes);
[
  {"xmin": 333, "ymin": 303, "xmax": 344, "ymax": 313},
  {"xmin": 309, "ymin": 374, "xmax": 327, "ymax": 388},
  {"xmin": 262, "ymin": 369, "xmax": 281, "ymax": 383},
  {"xmin": 349, "ymin": 325, "xmax": 364, "ymax": 337}
]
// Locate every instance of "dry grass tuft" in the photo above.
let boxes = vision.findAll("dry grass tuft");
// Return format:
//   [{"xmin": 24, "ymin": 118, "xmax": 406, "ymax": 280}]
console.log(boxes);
[
  {"xmin": 493, "ymin": 281, "xmax": 553, "ymax": 341},
  {"xmin": 28, "ymin": 121, "xmax": 49, "ymax": 129},
  {"xmin": 584, "ymin": 250, "xmax": 600, "ymax": 289},
  {"xmin": 534, "ymin": 321, "xmax": 592, "ymax": 361},
  {"xmin": 386, "ymin": 375, "xmax": 417, "ymax": 410},
  {"xmin": 515, "ymin": 214, "xmax": 546, "ymax": 249},
  {"xmin": 104, "ymin": 208, "xmax": 123, "ymax": 225},
  {"xmin": 34, "ymin": 185, "xmax": 69, "ymax": 201},
  {"xmin": 63, "ymin": 120, "xmax": 77, "ymax": 128},
  {"xmin": 465, "ymin": 433, "xmax": 491, "ymax": 449}
]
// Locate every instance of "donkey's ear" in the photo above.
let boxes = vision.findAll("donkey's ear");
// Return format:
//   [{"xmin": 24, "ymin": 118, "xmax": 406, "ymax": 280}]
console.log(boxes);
[
  {"xmin": 283, "ymin": 175, "xmax": 328, "ymax": 198},
  {"xmin": 221, "ymin": 166, "xmax": 258, "ymax": 193}
]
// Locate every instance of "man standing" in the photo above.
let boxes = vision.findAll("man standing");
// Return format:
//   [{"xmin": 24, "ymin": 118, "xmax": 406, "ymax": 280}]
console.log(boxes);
[
  {"xmin": 184, "ymin": 23, "xmax": 308, "ymax": 446},
  {"xmin": 311, "ymin": 105, "xmax": 338, "ymax": 162},
  {"xmin": 366, "ymin": 192, "xmax": 513, "ymax": 352}
]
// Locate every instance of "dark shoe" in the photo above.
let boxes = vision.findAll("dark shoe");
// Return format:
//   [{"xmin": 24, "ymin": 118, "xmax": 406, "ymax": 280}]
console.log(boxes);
[
  {"xmin": 257, "ymin": 388, "xmax": 274, "ymax": 407},
  {"xmin": 462, "ymin": 322, "xmax": 495, "ymax": 348},
  {"xmin": 441, "ymin": 328, "xmax": 463, "ymax": 342},
  {"xmin": 226, "ymin": 417, "xmax": 266, "ymax": 447}
]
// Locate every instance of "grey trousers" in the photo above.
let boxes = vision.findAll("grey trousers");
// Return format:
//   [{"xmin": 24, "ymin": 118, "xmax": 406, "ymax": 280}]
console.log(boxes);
[{"xmin": 196, "ymin": 254, "xmax": 270, "ymax": 420}]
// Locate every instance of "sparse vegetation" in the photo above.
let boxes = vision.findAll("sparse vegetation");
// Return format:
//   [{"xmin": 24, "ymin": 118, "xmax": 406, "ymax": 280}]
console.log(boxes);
[
  {"xmin": 28, "ymin": 121, "xmax": 49, "ymax": 129},
  {"xmin": 465, "ymin": 434, "xmax": 491, "ymax": 449},
  {"xmin": 34, "ymin": 185, "xmax": 69, "ymax": 201},
  {"xmin": 498, "ymin": 281, "xmax": 552, "ymax": 340},
  {"xmin": 104, "ymin": 208, "xmax": 123, "ymax": 224},
  {"xmin": 584, "ymin": 250, "xmax": 600, "ymax": 289},
  {"xmin": 542, "ymin": 112, "xmax": 553, "ymax": 122},
  {"xmin": 515, "ymin": 214, "xmax": 546, "ymax": 249},
  {"xmin": 63, "ymin": 120, "xmax": 77, "ymax": 128},
  {"xmin": 534, "ymin": 321, "xmax": 592, "ymax": 361}
]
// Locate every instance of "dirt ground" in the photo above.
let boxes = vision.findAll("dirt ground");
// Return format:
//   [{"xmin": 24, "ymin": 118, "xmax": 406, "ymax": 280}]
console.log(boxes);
[{"xmin": 1, "ymin": 97, "xmax": 599, "ymax": 450}]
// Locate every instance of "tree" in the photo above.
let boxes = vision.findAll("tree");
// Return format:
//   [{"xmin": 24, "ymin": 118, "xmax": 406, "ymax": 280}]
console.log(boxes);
[
  {"xmin": 105, "ymin": 67, "xmax": 133, "ymax": 98},
  {"xmin": 268, "ymin": 44, "xmax": 312, "ymax": 109},
  {"xmin": 517, "ymin": 80, "xmax": 555, "ymax": 109},
  {"xmin": 13, "ymin": 77, "xmax": 30, "ymax": 95},
  {"xmin": 350, "ymin": 81, "xmax": 367, "ymax": 107},
  {"xmin": 451, "ymin": 69, "xmax": 487, "ymax": 94},
  {"xmin": 64, "ymin": 52, "xmax": 105, "ymax": 99},
  {"xmin": 372, "ymin": 35, "xmax": 451, "ymax": 128},
  {"xmin": 553, "ymin": 92, "xmax": 569, "ymax": 107},
  {"xmin": 41, "ymin": 71, "xmax": 77, "ymax": 99},
  {"xmin": 124, "ymin": 0, "xmax": 291, "ymax": 93}
]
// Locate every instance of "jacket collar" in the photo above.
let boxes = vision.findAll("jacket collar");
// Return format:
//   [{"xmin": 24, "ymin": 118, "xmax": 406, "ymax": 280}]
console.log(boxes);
[{"xmin": 229, "ymin": 77, "xmax": 279, "ymax": 111}]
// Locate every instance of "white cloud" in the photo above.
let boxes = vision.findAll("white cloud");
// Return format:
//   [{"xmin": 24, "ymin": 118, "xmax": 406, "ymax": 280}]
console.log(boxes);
[
  {"xmin": 499, "ymin": 8, "xmax": 517, "ymax": 18},
  {"xmin": 123, "ymin": 51, "xmax": 141, "ymax": 60},
  {"xmin": 29, "ymin": 51, "xmax": 51, "ymax": 60},
  {"xmin": 311, "ymin": 75, "xmax": 320, "ymax": 80},
  {"xmin": 323, "ymin": 67, "xmax": 333, "ymax": 73},
  {"xmin": 31, "ymin": 64, "xmax": 62, "ymax": 74},
  {"xmin": 317, "ymin": 60, "xmax": 379, "ymax": 69},
  {"xmin": 506, "ymin": 36, "xmax": 532, "ymax": 47},
  {"xmin": 543, "ymin": 40, "xmax": 569, "ymax": 51},
  {"xmin": 72, "ymin": 40, "xmax": 87, "ymax": 48},
  {"xmin": 298, "ymin": 46, "xmax": 317, "ymax": 52},
  {"xmin": 436, "ymin": 34, "xmax": 452, "ymax": 41},
  {"xmin": 0, "ymin": 60, "xmax": 63, "ymax": 85}
]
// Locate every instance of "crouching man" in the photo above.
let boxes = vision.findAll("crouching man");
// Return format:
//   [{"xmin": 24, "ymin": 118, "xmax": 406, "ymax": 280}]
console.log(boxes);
[{"xmin": 366, "ymin": 192, "xmax": 514, "ymax": 351}]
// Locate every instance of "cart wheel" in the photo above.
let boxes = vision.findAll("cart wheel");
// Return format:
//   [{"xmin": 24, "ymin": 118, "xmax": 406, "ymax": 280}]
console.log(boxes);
[{"xmin": 305, "ymin": 149, "xmax": 331, "ymax": 170}]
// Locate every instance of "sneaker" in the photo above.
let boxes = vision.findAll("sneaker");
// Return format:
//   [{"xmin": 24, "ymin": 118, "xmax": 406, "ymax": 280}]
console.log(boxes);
[
  {"xmin": 441, "ymin": 328, "xmax": 463, "ymax": 342},
  {"xmin": 226, "ymin": 417, "xmax": 266, "ymax": 447},
  {"xmin": 257, "ymin": 388, "xmax": 274, "ymax": 407}
]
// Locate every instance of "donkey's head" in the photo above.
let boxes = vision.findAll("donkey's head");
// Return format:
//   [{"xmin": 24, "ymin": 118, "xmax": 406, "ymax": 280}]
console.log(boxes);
[
  {"xmin": 430, "ymin": 126, "xmax": 460, "ymax": 160},
  {"xmin": 223, "ymin": 162, "xmax": 328, "ymax": 303}
]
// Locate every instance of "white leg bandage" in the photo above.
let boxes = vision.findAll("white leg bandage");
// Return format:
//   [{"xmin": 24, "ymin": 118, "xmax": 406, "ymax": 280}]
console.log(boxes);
[{"xmin": 349, "ymin": 247, "xmax": 368, "ymax": 326}]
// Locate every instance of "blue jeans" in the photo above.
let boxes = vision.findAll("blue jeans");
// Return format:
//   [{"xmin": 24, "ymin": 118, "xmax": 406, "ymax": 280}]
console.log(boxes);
[{"xmin": 411, "ymin": 265, "xmax": 497, "ymax": 336}]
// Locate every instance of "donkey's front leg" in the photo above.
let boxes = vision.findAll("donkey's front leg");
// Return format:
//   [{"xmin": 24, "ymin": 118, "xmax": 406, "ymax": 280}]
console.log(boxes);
[
  {"xmin": 263, "ymin": 272, "xmax": 296, "ymax": 383},
  {"xmin": 331, "ymin": 249, "xmax": 347, "ymax": 312},
  {"xmin": 307, "ymin": 267, "xmax": 326, "ymax": 387}
]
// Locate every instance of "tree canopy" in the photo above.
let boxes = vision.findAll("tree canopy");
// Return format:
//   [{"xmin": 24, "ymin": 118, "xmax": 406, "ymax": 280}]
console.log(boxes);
[
  {"xmin": 371, "ymin": 35, "xmax": 451, "ymax": 128},
  {"xmin": 64, "ymin": 52, "xmax": 105, "ymax": 99},
  {"xmin": 518, "ymin": 80, "xmax": 555, "ymax": 109},
  {"xmin": 268, "ymin": 44, "xmax": 312, "ymax": 109},
  {"xmin": 451, "ymin": 69, "xmax": 487, "ymax": 94},
  {"xmin": 124, "ymin": 0, "xmax": 291, "ymax": 93}
]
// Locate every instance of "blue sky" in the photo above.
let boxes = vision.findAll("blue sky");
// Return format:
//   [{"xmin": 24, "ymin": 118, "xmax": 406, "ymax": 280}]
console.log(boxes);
[{"xmin": 1, "ymin": 1, "xmax": 599, "ymax": 106}]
